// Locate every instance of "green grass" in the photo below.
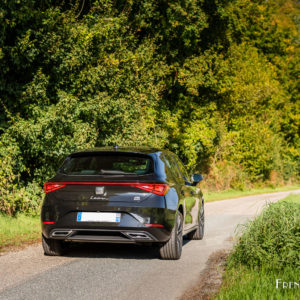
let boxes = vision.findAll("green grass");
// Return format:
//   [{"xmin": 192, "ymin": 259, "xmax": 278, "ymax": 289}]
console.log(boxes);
[
  {"xmin": 0, "ymin": 213, "xmax": 41, "ymax": 252},
  {"xmin": 282, "ymin": 193, "xmax": 300, "ymax": 204},
  {"xmin": 215, "ymin": 193, "xmax": 300, "ymax": 300},
  {"xmin": 216, "ymin": 266, "xmax": 300, "ymax": 300},
  {"xmin": 205, "ymin": 185, "xmax": 300, "ymax": 202}
]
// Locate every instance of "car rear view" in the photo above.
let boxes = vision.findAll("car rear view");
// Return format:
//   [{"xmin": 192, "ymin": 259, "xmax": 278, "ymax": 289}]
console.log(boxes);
[{"xmin": 41, "ymin": 149, "xmax": 176, "ymax": 258}]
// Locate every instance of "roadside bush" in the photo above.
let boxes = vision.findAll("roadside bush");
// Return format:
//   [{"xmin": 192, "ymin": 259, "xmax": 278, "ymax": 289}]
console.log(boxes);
[
  {"xmin": 216, "ymin": 194, "xmax": 300, "ymax": 300},
  {"xmin": 0, "ymin": 180, "xmax": 43, "ymax": 217},
  {"xmin": 0, "ymin": 138, "xmax": 43, "ymax": 216},
  {"xmin": 226, "ymin": 119, "xmax": 287, "ymax": 182},
  {"xmin": 229, "ymin": 200, "xmax": 300, "ymax": 270},
  {"xmin": 202, "ymin": 161, "xmax": 250, "ymax": 192}
]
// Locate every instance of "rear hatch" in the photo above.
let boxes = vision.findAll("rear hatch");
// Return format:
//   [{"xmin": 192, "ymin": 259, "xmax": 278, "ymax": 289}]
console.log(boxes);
[{"xmin": 45, "ymin": 152, "xmax": 168, "ymax": 204}]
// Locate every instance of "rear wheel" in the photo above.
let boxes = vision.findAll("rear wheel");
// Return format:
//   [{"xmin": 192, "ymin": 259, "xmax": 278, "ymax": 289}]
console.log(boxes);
[
  {"xmin": 42, "ymin": 235, "xmax": 66, "ymax": 256},
  {"xmin": 187, "ymin": 201, "xmax": 204, "ymax": 240},
  {"xmin": 159, "ymin": 212, "xmax": 183, "ymax": 260}
]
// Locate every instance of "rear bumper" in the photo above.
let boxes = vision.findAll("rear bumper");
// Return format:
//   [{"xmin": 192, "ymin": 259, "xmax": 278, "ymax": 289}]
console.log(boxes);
[
  {"xmin": 47, "ymin": 228, "xmax": 166, "ymax": 243},
  {"xmin": 41, "ymin": 208, "xmax": 176, "ymax": 243}
]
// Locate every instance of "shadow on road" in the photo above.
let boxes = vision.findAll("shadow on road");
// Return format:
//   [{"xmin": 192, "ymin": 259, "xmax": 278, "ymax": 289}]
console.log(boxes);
[
  {"xmin": 64, "ymin": 242, "xmax": 159, "ymax": 259},
  {"xmin": 63, "ymin": 238, "xmax": 192, "ymax": 260}
]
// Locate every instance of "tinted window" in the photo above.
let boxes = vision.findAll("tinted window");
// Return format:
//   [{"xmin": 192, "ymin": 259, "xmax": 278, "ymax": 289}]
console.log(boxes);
[
  {"xmin": 163, "ymin": 153, "xmax": 183, "ymax": 182},
  {"xmin": 172, "ymin": 154, "xmax": 189, "ymax": 181},
  {"xmin": 60, "ymin": 153, "xmax": 153, "ymax": 175},
  {"xmin": 159, "ymin": 153, "xmax": 174, "ymax": 180}
]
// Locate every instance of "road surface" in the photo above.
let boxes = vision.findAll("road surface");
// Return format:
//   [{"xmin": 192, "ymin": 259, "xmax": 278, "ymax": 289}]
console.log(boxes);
[{"xmin": 0, "ymin": 190, "xmax": 299, "ymax": 300}]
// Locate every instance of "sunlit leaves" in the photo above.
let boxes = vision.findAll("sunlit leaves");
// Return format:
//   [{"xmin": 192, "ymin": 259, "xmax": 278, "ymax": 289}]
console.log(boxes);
[{"xmin": 0, "ymin": 0, "xmax": 299, "ymax": 215}]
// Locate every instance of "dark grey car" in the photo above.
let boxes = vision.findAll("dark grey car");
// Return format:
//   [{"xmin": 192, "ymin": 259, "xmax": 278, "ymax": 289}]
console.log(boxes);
[{"xmin": 41, "ymin": 147, "xmax": 204, "ymax": 260}]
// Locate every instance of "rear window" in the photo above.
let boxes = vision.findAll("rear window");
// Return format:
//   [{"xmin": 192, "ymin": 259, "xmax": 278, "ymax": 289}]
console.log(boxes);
[{"xmin": 59, "ymin": 153, "xmax": 153, "ymax": 175}]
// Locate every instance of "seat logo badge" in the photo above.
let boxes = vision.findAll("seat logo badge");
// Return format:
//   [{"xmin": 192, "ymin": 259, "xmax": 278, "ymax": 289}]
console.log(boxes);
[{"xmin": 95, "ymin": 186, "xmax": 104, "ymax": 195}]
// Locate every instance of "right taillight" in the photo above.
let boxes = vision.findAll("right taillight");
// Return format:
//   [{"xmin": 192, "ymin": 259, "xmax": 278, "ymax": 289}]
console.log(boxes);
[
  {"xmin": 44, "ymin": 182, "xmax": 66, "ymax": 194},
  {"xmin": 134, "ymin": 183, "xmax": 170, "ymax": 196}
]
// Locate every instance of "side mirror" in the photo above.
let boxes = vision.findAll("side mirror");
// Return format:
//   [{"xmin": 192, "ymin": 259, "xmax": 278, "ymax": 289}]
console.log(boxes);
[{"xmin": 191, "ymin": 174, "xmax": 203, "ymax": 186}]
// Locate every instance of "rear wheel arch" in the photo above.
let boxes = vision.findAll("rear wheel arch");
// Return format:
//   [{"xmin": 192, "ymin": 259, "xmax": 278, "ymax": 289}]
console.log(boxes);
[{"xmin": 187, "ymin": 199, "xmax": 204, "ymax": 240}]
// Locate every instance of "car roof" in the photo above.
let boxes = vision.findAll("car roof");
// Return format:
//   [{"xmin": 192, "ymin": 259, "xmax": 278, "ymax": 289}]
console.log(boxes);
[{"xmin": 70, "ymin": 147, "xmax": 162, "ymax": 155}]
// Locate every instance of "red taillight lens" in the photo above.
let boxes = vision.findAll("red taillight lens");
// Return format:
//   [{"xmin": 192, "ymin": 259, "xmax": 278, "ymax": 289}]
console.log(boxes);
[
  {"xmin": 44, "ymin": 182, "xmax": 66, "ymax": 193},
  {"xmin": 145, "ymin": 224, "xmax": 164, "ymax": 227},
  {"xmin": 43, "ymin": 221, "xmax": 55, "ymax": 224},
  {"xmin": 43, "ymin": 182, "xmax": 169, "ymax": 196},
  {"xmin": 134, "ymin": 183, "xmax": 170, "ymax": 196}
]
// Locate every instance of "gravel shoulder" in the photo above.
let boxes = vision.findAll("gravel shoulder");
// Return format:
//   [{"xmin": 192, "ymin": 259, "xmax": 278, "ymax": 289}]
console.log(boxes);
[{"xmin": 0, "ymin": 190, "xmax": 299, "ymax": 300}]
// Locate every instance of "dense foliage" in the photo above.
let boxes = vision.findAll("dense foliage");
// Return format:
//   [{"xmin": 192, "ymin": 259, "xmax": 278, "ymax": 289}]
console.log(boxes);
[{"xmin": 0, "ymin": 0, "xmax": 299, "ymax": 214}]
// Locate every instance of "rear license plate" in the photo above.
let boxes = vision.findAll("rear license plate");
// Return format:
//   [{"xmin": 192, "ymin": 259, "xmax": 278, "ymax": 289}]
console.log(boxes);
[{"xmin": 77, "ymin": 212, "xmax": 121, "ymax": 222}]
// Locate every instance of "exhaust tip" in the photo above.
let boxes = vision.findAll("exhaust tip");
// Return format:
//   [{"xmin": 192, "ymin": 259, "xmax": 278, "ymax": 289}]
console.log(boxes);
[
  {"xmin": 51, "ymin": 230, "xmax": 72, "ymax": 237},
  {"xmin": 124, "ymin": 232, "xmax": 152, "ymax": 240}
]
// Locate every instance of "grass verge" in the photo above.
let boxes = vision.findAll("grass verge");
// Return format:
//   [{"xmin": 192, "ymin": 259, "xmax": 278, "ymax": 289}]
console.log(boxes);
[
  {"xmin": 0, "ymin": 213, "xmax": 41, "ymax": 253},
  {"xmin": 215, "ymin": 193, "xmax": 300, "ymax": 300},
  {"xmin": 205, "ymin": 185, "xmax": 300, "ymax": 202},
  {"xmin": 217, "ymin": 266, "xmax": 299, "ymax": 300}
]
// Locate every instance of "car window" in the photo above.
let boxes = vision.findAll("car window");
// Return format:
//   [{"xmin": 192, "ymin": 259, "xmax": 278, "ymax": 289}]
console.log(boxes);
[
  {"xmin": 60, "ymin": 153, "xmax": 153, "ymax": 175},
  {"xmin": 160, "ymin": 153, "xmax": 178, "ymax": 182},
  {"xmin": 172, "ymin": 154, "xmax": 189, "ymax": 180},
  {"xmin": 171, "ymin": 154, "xmax": 190, "ymax": 185},
  {"xmin": 163, "ymin": 153, "xmax": 184, "ymax": 182}
]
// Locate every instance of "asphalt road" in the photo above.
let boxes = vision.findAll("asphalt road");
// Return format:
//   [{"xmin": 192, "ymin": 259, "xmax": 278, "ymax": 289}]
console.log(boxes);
[{"xmin": 0, "ymin": 190, "xmax": 299, "ymax": 300}]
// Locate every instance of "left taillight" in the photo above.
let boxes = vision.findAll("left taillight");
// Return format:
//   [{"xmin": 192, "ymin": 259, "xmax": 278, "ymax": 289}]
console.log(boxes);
[{"xmin": 44, "ymin": 182, "xmax": 66, "ymax": 194}]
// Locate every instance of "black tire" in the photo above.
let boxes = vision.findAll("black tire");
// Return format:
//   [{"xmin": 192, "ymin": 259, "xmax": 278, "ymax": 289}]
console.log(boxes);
[
  {"xmin": 42, "ymin": 235, "xmax": 66, "ymax": 256},
  {"xmin": 159, "ymin": 212, "xmax": 183, "ymax": 260},
  {"xmin": 187, "ymin": 202, "xmax": 204, "ymax": 240}
]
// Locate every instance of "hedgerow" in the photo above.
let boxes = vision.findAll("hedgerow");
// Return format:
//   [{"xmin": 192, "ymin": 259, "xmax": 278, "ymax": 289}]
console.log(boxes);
[{"xmin": 0, "ymin": 0, "xmax": 299, "ymax": 214}]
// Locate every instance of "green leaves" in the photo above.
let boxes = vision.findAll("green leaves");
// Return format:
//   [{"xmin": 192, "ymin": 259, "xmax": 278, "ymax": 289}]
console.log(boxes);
[
  {"xmin": 229, "ymin": 198, "xmax": 300, "ymax": 270},
  {"xmin": 0, "ymin": 0, "xmax": 299, "ymax": 214}
]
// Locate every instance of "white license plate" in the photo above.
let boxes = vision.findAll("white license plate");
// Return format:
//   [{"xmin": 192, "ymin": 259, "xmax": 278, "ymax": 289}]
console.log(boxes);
[{"xmin": 77, "ymin": 212, "xmax": 121, "ymax": 222}]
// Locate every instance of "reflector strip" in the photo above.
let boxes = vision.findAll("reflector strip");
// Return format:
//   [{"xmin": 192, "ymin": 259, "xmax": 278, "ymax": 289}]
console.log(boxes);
[
  {"xmin": 145, "ymin": 224, "xmax": 164, "ymax": 227},
  {"xmin": 43, "ymin": 221, "xmax": 55, "ymax": 224}
]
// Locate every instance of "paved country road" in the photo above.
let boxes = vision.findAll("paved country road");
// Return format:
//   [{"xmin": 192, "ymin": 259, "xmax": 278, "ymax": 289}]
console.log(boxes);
[{"xmin": 0, "ymin": 190, "xmax": 299, "ymax": 300}]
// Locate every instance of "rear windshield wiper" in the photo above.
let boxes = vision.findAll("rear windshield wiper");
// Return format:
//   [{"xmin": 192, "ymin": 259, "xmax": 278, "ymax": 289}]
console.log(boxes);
[{"xmin": 99, "ymin": 169, "xmax": 137, "ymax": 175}]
